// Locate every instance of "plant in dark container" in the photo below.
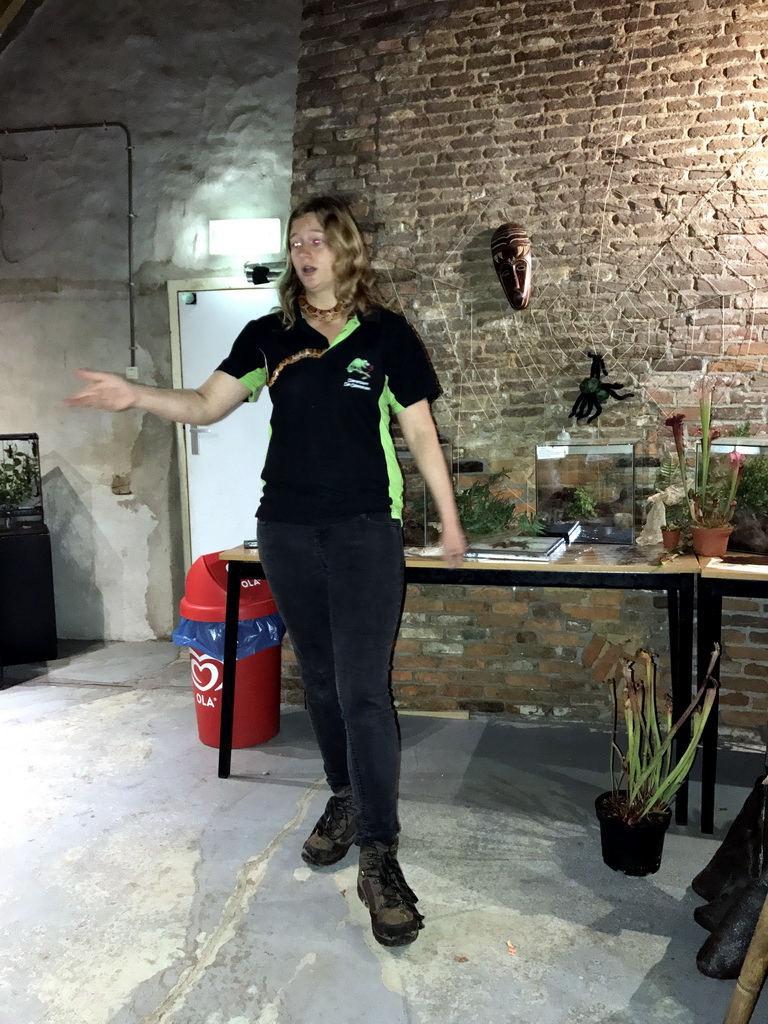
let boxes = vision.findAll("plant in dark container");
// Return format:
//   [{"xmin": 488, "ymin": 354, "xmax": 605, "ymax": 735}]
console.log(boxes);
[
  {"xmin": 0, "ymin": 443, "xmax": 37, "ymax": 511},
  {"xmin": 660, "ymin": 496, "xmax": 691, "ymax": 549},
  {"xmin": 596, "ymin": 646, "xmax": 720, "ymax": 876}
]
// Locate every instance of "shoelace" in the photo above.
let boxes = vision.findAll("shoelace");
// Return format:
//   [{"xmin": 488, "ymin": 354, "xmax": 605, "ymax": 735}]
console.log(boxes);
[
  {"xmin": 315, "ymin": 792, "xmax": 355, "ymax": 839},
  {"xmin": 375, "ymin": 849, "xmax": 425, "ymax": 926}
]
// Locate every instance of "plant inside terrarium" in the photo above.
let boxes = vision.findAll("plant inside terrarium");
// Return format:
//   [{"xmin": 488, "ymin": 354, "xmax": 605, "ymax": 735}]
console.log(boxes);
[
  {"xmin": 455, "ymin": 472, "xmax": 516, "ymax": 535},
  {"xmin": 454, "ymin": 472, "xmax": 544, "ymax": 537},
  {"xmin": 565, "ymin": 485, "xmax": 598, "ymax": 521},
  {"xmin": 0, "ymin": 443, "xmax": 37, "ymax": 509},
  {"xmin": 515, "ymin": 511, "xmax": 546, "ymax": 537},
  {"xmin": 737, "ymin": 455, "xmax": 768, "ymax": 515},
  {"xmin": 726, "ymin": 454, "xmax": 768, "ymax": 553}
]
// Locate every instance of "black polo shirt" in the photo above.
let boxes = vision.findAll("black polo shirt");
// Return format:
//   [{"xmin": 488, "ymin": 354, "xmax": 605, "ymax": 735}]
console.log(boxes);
[{"xmin": 216, "ymin": 306, "xmax": 440, "ymax": 524}]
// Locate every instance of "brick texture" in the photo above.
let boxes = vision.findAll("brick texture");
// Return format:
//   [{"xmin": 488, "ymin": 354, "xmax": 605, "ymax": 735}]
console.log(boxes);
[{"xmin": 284, "ymin": 0, "xmax": 768, "ymax": 729}]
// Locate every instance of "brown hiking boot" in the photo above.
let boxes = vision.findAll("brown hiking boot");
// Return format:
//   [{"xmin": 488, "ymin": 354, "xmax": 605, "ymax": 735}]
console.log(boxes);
[
  {"xmin": 357, "ymin": 841, "xmax": 424, "ymax": 947},
  {"xmin": 301, "ymin": 786, "xmax": 357, "ymax": 867}
]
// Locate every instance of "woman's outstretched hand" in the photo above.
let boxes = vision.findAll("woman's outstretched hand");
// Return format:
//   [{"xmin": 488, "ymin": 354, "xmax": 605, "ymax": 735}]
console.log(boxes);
[{"xmin": 64, "ymin": 369, "xmax": 137, "ymax": 411}]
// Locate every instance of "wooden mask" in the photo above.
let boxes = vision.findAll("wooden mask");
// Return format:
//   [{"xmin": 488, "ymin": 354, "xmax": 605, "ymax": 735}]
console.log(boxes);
[{"xmin": 491, "ymin": 223, "xmax": 531, "ymax": 310}]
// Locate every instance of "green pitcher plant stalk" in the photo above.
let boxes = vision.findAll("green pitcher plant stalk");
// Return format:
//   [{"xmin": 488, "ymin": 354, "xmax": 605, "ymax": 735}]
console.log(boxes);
[
  {"xmin": 698, "ymin": 376, "xmax": 714, "ymax": 513},
  {"xmin": 608, "ymin": 646, "xmax": 720, "ymax": 824}
]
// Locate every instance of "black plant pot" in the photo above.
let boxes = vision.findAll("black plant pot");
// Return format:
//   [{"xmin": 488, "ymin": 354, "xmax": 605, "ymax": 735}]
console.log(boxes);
[{"xmin": 595, "ymin": 792, "xmax": 672, "ymax": 877}]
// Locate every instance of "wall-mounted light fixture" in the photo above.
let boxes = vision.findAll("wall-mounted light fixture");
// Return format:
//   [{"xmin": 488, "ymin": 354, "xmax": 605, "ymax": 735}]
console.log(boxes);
[
  {"xmin": 208, "ymin": 218, "xmax": 283, "ymax": 284},
  {"xmin": 208, "ymin": 218, "xmax": 281, "ymax": 256}
]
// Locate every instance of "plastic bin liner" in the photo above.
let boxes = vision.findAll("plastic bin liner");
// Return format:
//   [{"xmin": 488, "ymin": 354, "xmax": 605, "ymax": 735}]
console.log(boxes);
[{"xmin": 172, "ymin": 612, "xmax": 285, "ymax": 662}]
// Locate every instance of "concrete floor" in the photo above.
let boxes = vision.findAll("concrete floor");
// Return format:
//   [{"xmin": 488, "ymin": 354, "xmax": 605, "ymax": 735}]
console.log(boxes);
[{"xmin": 1, "ymin": 641, "xmax": 766, "ymax": 1024}]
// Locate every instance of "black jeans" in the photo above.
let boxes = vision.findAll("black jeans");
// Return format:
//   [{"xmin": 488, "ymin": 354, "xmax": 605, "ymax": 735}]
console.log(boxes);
[{"xmin": 257, "ymin": 514, "xmax": 405, "ymax": 847}]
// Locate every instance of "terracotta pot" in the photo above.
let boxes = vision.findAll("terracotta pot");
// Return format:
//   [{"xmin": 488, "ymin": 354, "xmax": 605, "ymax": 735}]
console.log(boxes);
[
  {"xmin": 691, "ymin": 525, "xmax": 733, "ymax": 558},
  {"xmin": 595, "ymin": 792, "xmax": 672, "ymax": 876},
  {"xmin": 660, "ymin": 528, "xmax": 680, "ymax": 550}
]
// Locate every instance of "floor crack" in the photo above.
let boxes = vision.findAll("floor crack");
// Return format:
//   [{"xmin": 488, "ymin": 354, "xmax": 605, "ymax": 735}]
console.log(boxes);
[{"xmin": 139, "ymin": 777, "xmax": 324, "ymax": 1024}]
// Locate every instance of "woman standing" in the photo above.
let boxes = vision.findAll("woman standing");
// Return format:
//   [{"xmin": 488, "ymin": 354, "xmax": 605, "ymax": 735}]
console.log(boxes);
[{"xmin": 67, "ymin": 196, "xmax": 466, "ymax": 948}]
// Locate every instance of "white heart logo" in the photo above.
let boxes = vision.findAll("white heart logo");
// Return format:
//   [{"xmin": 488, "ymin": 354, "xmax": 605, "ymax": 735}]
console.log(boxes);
[{"xmin": 191, "ymin": 650, "xmax": 222, "ymax": 692}]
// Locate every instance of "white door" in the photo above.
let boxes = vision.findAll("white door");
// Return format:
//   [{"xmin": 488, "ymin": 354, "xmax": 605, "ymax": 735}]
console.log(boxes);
[{"xmin": 175, "ymin": 284, "xmax": 277, "ymax": 562}]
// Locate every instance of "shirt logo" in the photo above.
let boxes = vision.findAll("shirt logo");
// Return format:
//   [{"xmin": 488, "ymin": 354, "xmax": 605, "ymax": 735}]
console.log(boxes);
[{"xmin": 344, "ymin": 357, "xmax": 373, "ymax": 391}]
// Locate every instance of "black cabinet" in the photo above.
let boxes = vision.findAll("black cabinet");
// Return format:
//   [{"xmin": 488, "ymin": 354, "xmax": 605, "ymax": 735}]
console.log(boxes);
[{"xmin": 0, "ymin": 524, "xmax": 57, "ymax": 667}]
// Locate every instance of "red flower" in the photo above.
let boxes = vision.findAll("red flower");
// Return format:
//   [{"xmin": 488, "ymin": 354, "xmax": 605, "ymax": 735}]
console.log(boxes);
[
  {"xmin": 695, "ymin": 426, "xmax": 721, "ymax": 442},
  {"xmin": 664, "ymin": 413, "xmax": 685, "ymax": 439},
  {"xmin": 664, "ymin": 413, "xmax": 690, "ymax": 509}
]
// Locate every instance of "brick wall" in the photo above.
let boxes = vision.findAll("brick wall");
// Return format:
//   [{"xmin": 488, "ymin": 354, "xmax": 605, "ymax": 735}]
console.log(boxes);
[{"xmin": 285, "ymin": 0, "xmax": 768, "ymax": 729}]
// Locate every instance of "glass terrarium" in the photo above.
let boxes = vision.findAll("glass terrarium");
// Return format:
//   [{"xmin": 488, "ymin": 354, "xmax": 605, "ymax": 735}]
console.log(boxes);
[
  {"xmin": 397, "ymin": 441, "xmax": 452, "ymax": 547},
  {"xmin": 0, "ymin": 433, "xmax": 44, "ymax": 528},
  {"xmin": 697, "ymin": 437, "xmax": 768, "ymax": 555},
  {"xmin": 535, "ymin": 441, "xmax": 636, "ymax": 544}
]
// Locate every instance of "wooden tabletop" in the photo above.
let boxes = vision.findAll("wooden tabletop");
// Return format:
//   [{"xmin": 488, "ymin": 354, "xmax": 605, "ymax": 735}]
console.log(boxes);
[
  {"xmin": 697, "ymin": 553, "xmax": 768, "ymax": 581},
  {"xmin": 219, "ymin": 544, "xmax": 701, "ymax": 575},
  {"xmin": 220, "ymin": 545, "xmax": 263, "ymax": 563}
]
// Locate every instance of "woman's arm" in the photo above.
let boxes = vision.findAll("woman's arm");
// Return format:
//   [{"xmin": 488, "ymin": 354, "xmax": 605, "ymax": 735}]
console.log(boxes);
[
  {"xmin": 65, "ymin": 369, "xmax": 250, "ymax": 425},
  {"xmin": 396, "ymin": 399, "xmax": 466, "ymax": 568}
]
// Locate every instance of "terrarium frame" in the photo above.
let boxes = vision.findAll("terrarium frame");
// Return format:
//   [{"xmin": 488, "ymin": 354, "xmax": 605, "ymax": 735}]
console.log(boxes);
[
  {"xmin": 535, "ymin": 440, "xmax": 636, "ymax": 545},
  {"xmin": 397, "ymin": 441, "xmax": 453, "ymax": 547}
]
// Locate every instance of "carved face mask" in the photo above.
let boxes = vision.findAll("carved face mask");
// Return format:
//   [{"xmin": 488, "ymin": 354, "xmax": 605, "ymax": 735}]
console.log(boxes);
[{"xmin": 491, "ymin": 223, "xmax": 532, "ymax": 310}]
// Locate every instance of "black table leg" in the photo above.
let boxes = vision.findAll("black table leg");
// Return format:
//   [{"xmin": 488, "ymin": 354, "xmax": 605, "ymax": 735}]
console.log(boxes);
[
  {"xmin": 218, "ymin": 559, "xmax": 244, "ymax": 779},
  {"xmin": 698, "ymin": 576, "xmax": 722, "ymax": 835},
  {"xmin": 669, "ymin": 576, "xmax": 695, "ymax": 826}
]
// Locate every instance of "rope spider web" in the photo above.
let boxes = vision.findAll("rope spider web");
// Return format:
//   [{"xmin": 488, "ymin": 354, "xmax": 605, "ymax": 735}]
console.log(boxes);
[
  {"xmin": 385, "ymin": 175, "xmax": 689, "ymax": 454},
  {"xmin": 384, "ymin": 135, "xmax": 768, "ymax": 462}
]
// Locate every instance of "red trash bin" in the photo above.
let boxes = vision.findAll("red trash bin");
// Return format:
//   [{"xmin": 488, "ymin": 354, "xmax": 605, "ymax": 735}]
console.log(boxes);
[{"xmin": 180, "ymin": 551, "xmax": 281, "ymax": 748}]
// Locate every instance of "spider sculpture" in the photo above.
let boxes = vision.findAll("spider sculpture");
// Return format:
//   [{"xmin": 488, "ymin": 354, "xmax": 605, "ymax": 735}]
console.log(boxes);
[{"xmin": 568, "ymin": 351, "xmax": 634, "ymax": 424}]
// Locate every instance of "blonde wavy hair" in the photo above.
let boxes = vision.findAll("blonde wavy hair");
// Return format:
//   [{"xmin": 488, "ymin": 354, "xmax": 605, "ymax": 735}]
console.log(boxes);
[{"xmin": 277, "ymin": 196, "xmax": 390, "ymax": 327}]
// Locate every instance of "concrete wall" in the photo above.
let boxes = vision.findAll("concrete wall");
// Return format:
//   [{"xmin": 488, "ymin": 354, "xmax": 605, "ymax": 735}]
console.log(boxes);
[{"xmin": 0, "ymin": 0, "xmax": 302, "ymax": 638}]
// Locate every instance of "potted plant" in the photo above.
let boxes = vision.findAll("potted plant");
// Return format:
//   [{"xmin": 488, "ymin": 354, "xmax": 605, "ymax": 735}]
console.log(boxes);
[
  {"xmin": 664, "ymin": 379, "xmax": 745, "ymax": 557},
  {"xmin": 640, "ymin": 452, "xmax": 688, "ymax": 548},
  {"xmin": 660, "ymin": 498, "xmax": 689, "ymax": 549},
  {"xmin": 596, "ymin": 646, "xmax": 720, "ymax": 876}
]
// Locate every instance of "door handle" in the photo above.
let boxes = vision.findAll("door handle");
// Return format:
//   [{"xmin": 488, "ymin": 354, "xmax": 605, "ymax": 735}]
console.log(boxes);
[{"xmin": 189, "ymin": 425, "xmax": 210, "ymax": 455}]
